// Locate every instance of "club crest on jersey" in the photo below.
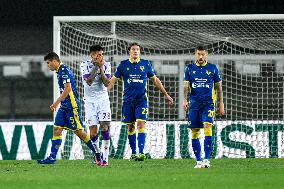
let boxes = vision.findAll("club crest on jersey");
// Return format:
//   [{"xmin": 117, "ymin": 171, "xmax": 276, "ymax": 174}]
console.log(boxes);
[
  {"xmin": 193, "ymin": 71, "xmax": 196, "ymax": 74},
  {"xmin": 127, "ymin": 67, "xmax": 130, "ymax": 71},
  {"xmin": 206, "ymin": 70, "xmax": 211, "ymax": 75},
  {"xmin": 140, "ymin": 66, "xmax": 145, "ymax": 72}
]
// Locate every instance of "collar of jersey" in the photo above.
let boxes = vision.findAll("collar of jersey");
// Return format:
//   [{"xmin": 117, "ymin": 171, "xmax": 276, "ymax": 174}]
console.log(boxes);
[
  {"xmin": 195, "ymin": 60, "xmax": 208, "ymax": 67},
  {"xmin": 129, "ymin": 57, "xmax": 140, "ymax": 63},
  {"xmin": 56, "ymin": 63, "xmax": 63, "ymax": 73}
]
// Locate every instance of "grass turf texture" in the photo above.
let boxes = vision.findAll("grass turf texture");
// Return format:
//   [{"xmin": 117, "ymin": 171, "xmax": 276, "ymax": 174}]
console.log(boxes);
[{"xmin": 0, "ymin": 158, "xmax": 283, "ymax": 189}]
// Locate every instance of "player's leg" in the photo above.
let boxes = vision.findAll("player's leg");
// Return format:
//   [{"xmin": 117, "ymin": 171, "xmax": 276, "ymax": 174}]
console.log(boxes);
[
  {"xmin": 67, "ymin": 108, "xmax": 99, "ymax": 163},
  {"xmin": 85, "ymin": 101, "xmax": 101, "ymax": 164},
  {"xmin": 136, "ymin": 121, "xmax": 146, "ymax": 161},
  {"xmin": 37, "ymin": 127, "xmax": 63, "ymax": 164},
  {"xmin": 203, "ymin": 123, "xmax": 213, "ymax": 168},
  {"xmin": 201, "ymin": 105, "xmax": 215, "ymax": 168},
  {"xmin": 127, "ymin": 122, "xmax": 137, "ymax": 159},
  {"xmin": 191, "ymin": 128, "xmax": 202, "ymax": 168},
  {"xmin": 37, "ymin": 108, "xmax": 65, "ymax": 164},
  {"xmin": 122, "ymin": 102, "xmax": 137, "ymax": 159},
  {"xmin": 97, "ymin": 99, "xmax": 111, "ymax": 166},
  {"xmin": 100, "ymin": 121, "xmax": 110, "ymax": 166},
  {"xmin": 49, "ymin": 127, "xmax": 63, "ymax": 159},
  {"xmin": 97, "ymin": 99, "xmax": 112, "ymax": 166},
  {"xmin": 188, "ymin": 108, "xmax": 203, "ymax": 168},
  {"xmin": 135, "ymin": 99, "xmax": 148, "ymax": 161},
  {"xmin": 75, "ymin": 129, "xmax": 99, "ymax": 158},
  {"xmin": 89, "ymin": 125, "xmax": 101, "ymax": 164}
]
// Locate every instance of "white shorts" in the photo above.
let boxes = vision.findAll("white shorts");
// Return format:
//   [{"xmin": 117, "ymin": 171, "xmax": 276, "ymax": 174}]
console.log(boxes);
[{"xmin": 84, "ymin": 98, "xmax": 111, "ymax": 126}]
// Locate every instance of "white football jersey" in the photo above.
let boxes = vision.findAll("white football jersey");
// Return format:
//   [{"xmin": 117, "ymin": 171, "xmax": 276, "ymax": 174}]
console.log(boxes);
[{"xmin": 80, "ymin": 60, "xmax": 111, "ymax": 102}]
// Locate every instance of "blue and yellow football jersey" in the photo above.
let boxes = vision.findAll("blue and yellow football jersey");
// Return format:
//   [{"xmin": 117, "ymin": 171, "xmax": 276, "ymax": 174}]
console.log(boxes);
[
  {"xmin": 184, "ymin": 61, "xmax": 221, "ymax": 110},
  {"xmin": 114, "ymin": 58, "xmax": 155, "ymax": 103},
  {"xmin": 56, "ymin": 63, "xmax": 80, "ymax": 109}
]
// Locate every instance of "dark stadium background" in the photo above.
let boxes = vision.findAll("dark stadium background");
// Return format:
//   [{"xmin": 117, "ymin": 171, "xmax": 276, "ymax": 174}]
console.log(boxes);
[{"xmin": 0, "ymin": 0, "xmax": 283, "ymax": 120}]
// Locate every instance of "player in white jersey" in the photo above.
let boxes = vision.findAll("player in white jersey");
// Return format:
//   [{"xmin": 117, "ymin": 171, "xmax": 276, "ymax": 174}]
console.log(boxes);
[{"xmin": 80, "ymin": 45, "xmax": 111, "ymax": 166}]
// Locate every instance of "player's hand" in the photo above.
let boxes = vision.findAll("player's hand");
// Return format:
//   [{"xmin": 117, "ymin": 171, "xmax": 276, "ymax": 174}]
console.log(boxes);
[
  {"xmin": 183, "ymin": 100, "xmax": 189, "ymax": 111},
  {"xmin": 86, "ymin": 78, "xmax": 94, "ymax": 86},
  {"xmin": 50, "ymin": 101, "xmax": 59, "ymax": 112},
  {"xmin": 165, "ymin": 94, "xmax": 174, "ymax": 106},
  {"xmin": 218, "ymin": 102, "xmax": 225, "ymax": 115},
  {"xmin": 94, "ymin": 54, "xmax": 104, "ymax": 68}
]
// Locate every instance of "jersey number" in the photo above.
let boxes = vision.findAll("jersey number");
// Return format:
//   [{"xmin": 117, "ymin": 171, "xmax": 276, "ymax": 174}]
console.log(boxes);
[
  {"xmin": 70, "ymin": 117, "xmax": 75, "ymax": 127},
  {"xmin": 208, "ymin": 110, "xmax": 215, "ymax": 118},
  {"xmin": 142, "ymin": 108, "xmax": 148, "ymax": 115}
]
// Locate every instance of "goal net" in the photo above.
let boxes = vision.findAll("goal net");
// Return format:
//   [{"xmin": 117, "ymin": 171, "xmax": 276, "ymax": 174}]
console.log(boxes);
[{"xmin": 53, "ymin": 15, "xmax": 284, "ymax": 159}]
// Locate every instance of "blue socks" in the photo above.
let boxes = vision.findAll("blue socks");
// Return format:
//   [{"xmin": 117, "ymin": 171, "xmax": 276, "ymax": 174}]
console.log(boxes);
[
  {"xmin": 192, "ymin": 138, "xmax": 201, "ymax": 161},
  {"xmin": 128, "ymin": 134, "xmax": 136, "ymax": 154},
  {"xmin": 204, "ymin": 136, "xmax": 213, "ymax": 160},
  {"xmin": 192, "ymin": 136, "xmax": 213, "ymax": 161},
  {"xmin": 50, "ymin": 138, "xmax": 62, "ymax": 159},
  {"xmin": 138, "ymin": 132, "xmax": 146, "ymax": 154}
]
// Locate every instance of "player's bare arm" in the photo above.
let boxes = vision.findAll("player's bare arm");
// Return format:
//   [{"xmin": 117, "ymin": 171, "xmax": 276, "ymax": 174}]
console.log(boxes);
[
  {"xmin": 85, "ymin": 66, "xmax": 98, "ymax": 86},
  {"xmin": 183, "ymin": 81, "xmax": 191, "ymax": 111},
  {"xmin": 215, "ymin": 81, "xmax": 225, "ymax": 115},
  {"xmin": 50, "ymin": 82, "xmax": 71, "ymax": 112},
  {"xmin": 150, "ymin": 76, "xmax": 174, "ymax": 105},
  {"xmin": 107, "ymin": 76, "xmax": 119, "ymax": 91}
]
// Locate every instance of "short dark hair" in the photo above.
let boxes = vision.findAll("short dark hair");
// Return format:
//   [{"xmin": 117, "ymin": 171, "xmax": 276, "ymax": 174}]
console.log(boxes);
[
  {"xmin": 128, "ymin": 42, "xmax": 141, "ymax": 52},
  {"xmin": 195, "ymin": 46, "xmax": 207, "ymax": 52},
  {"xmin": 44, "ymin": 52, "xmax": 60, "ymax": 61},
  {"xmin": 89, "ymin": 45, "xmax": 103, "ymax": 53}
]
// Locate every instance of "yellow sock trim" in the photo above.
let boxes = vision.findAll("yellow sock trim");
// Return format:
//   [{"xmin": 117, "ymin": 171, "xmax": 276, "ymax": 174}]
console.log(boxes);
[
  {"xmin": 191, "ymin": 128, "xmax": 200, "ymax": 139},
  {"xmin": 128, "ymin": 130, "xmax": 135, "ymax": 135},
  {"xmin": 83, "ymin": 134, "xmax": 91, "ymax": 143},
  {"xmin": 52, "ymin": 135, "xmax": 62, "ymax": 140},
  {"xmin": 138, "ymin": 127, "xmax": 145, "ymax": 133},
  {"xmin": 204, "ymin": 127, "xmax": 213, "ymax": 136}
]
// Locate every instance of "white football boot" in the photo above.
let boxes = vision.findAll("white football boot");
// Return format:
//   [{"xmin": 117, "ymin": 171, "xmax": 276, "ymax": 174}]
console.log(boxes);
[
  {"xmin": 202, "ymin": 159, "xmax": 211, "ymax": 168},
  {"xmin": 194, "ymin": 161, "xmax": 204, "ymax": 168}
]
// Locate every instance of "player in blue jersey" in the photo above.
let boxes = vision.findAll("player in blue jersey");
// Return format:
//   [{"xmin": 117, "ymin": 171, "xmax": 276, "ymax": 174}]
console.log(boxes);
[
  {"xmin": 108, "ymin": 42, "xmax": 174, "ymax": 161},
  {"xmin": 183, "ymin": 46, "xmax": 225, "ymax": 168},
  {"xmin": 37, "ymin": 52, "xmax": 99, "ymax": 164}
]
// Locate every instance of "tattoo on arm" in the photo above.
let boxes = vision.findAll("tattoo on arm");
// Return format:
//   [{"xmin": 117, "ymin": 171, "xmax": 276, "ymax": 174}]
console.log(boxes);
[
  {"xmin": 215, "ymin": 82, "xmax": 224, "ymax": 103},
  {"xmin": 184, "ymin": 82, "xmax": 190, "ymax": 100}
]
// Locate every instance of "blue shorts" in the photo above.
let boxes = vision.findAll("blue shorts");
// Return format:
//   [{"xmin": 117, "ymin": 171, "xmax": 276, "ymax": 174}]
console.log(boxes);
[
  {"xmin": 122, "ymin": 98, "xmax": 148, "ymax": 123},
  {"xmin": 187, "ymin": 103, "xmax": 215, "ymax": 128},
  {"xmin": 54, "ymin": 107, "xmax": 84, "ymax": 131}
]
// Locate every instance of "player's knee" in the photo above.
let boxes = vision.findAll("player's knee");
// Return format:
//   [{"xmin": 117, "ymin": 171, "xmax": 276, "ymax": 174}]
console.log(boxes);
[
  {"xmin": 204, "ymin": 126, "xmax": 213, "ymax": 136},
  {"xmin": 204, "ymin": 122, "xmax": 213, "ymax": 129},
  {"xmin": 191, "ymin": 128, "xmax": 200, "ymax": 139},
  {"xmin": 53, "ymin": 126, "xmax": 63, "ymax": 136},
  {"xmin": 89, "ymin": 125, "xmax": 98, "ymax": 136},
  {"xmin": 100, "ymin": 121, "xmax": 110, "ymax": 131},
  {"xmin": 137, "ymin": 121, "xmax": 145, "ymax": 133},
  {"xmin": 127, "ymin": 123, "xmax": 135, "ymax": 135}
]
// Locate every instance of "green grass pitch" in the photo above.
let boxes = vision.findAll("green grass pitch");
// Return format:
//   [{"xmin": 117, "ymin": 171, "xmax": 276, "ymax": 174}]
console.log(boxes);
[{"xmin": 0, "ymin": 158, "xmax": 284, "ymax": 189}]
